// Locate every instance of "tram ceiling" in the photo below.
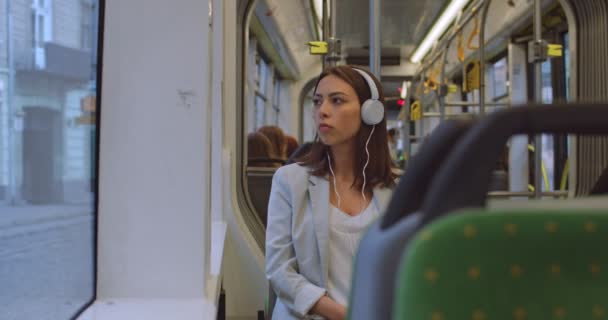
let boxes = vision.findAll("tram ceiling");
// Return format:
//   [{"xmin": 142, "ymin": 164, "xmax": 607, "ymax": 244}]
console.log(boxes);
[{"xmin": 336, "ymin": 0, "xmax": 450, "ymax": 62}]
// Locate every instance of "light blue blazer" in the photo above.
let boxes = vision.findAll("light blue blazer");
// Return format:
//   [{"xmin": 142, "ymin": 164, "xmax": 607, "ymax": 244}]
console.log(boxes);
[{"xmin": 265, "ymin": 163, "xmax": 395, "ymax": 319}]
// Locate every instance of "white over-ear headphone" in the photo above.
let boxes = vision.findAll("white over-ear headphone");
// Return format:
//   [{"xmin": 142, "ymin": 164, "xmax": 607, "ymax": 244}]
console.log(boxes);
[{"xmin": 352, "ymin": 68, "xmax": 385, "ymax": 125}]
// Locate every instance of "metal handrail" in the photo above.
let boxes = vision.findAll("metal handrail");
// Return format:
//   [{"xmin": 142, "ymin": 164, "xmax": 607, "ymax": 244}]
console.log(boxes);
[
  {"xmin": 444, "ymin": 101, "xmax": 509, "ymax": 107},
  {"xmin": 487, "ymin": 190, "xmax": 569, "ymax": 198}
]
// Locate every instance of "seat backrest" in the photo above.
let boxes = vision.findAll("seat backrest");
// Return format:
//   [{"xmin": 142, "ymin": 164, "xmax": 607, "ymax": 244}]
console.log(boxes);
[
  {"xmin": 392, "ymin": 104, "xmax": 608, "ymax": 319},
  {"xmin": 394, "ymin": 208, "xmax": 608, "ymax": 319},
  {"xmin": 347, "ymin": 119, "xmax": 475, "ymax": 320},
  {"xmin": 246, "ymin": 167, "xmax": 276, "ymax": 226},
  {"xmin": 421, "ymin": 103, "xmax": 608, "ymax": 225},
  {"xmin": 248, "ymin": 158, "xmax": 285, "ymax": 167}
]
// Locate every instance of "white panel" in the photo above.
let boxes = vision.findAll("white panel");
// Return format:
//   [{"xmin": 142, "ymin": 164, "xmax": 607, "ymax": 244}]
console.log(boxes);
[
  {"xmin": 98, "ymin": 0, "xmax": 210, "ymax": 299},
  {"xmin": 210, "ymin": 0, "xmax": 224, "ymax": 224},
  {"xmin": 78, "ymin": 299, "xmax": 215, "ymax": 320},
  {"xmin": 208, "ymin": 0, "xmax": 226, "ymax": 299},
  {"xmin": 221, "ymin": 1, "xmax": 266, "ymax": 317}
]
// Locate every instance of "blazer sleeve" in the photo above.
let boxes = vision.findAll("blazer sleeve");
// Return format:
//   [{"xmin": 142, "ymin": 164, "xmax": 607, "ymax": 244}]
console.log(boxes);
[{"xmin": 265, "ymin": 167, "xmax": 326, "ymax": 317}]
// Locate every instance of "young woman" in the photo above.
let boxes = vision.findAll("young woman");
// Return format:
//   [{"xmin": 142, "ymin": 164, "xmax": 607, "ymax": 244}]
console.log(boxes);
[{"xmin": 265, "ymin": 65, "xmax": 398, "ymax": 320}]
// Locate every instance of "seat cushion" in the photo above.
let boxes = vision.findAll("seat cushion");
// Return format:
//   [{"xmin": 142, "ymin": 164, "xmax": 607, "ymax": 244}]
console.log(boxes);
[{"xmin": 394, "ymin": 209, "xmax": 608, "ymax": 319}]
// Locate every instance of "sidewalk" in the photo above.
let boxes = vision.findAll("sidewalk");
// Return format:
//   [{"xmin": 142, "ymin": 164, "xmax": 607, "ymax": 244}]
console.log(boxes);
[{"xmin": 0, "ymin": 204, "xmax": 93, "ymax": 230}]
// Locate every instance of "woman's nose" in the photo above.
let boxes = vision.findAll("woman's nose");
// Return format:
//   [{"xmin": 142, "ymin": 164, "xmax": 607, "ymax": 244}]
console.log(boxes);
[{"xmin": 318, "ymin": 100, "xmax": 330, "ymax": 118}]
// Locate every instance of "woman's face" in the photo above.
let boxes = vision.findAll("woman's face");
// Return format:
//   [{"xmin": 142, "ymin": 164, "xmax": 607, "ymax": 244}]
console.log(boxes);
[{"xmin": 313, "ymin": 75, "xmax": 362, "ymax": 147}]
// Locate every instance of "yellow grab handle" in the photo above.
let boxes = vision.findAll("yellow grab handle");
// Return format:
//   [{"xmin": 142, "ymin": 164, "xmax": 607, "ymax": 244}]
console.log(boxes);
[
  {"xmin": 457, "ymin": 32, "xmax": 465, "ymax": 62},
  {"xmin": 466, "ymin": 16, "xmax": 480, "ymax": 50}
]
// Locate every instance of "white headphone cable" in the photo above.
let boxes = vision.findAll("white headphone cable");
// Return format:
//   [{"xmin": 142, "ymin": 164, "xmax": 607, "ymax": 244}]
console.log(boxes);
[
  {"xmin": 361, "ymin": 125, "xmax": 375, "ymax": 207},
  {"xmin": 327, "ymin": 152, "xmax": 341, "ymax": 209}
]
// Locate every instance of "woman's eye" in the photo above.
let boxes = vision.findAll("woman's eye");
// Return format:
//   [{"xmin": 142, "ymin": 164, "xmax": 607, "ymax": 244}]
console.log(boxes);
[
  {"xmin": 332, "ymin": 97, "xmax": 344, "ymax": 105},
  {"xmin": 312, "ymin": 98, "xmax": 322, "ymax": 106}
]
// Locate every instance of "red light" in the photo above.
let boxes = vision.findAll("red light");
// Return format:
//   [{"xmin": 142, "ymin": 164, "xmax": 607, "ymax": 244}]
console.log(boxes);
[{"xmin": 397, "ymin": 99, "xmax": 405, "ymax": 106}]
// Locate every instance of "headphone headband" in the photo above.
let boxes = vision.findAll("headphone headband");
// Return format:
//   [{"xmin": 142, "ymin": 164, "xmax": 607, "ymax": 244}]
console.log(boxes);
[{"xmin": 353, "ymin": 68, "xmax": 379, "ymax": 100}]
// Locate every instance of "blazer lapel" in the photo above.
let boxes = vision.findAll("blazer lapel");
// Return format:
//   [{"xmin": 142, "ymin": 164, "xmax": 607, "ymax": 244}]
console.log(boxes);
[{"xmin": 308, "ymin": 174, "xmax": 329, "ymax": 287}]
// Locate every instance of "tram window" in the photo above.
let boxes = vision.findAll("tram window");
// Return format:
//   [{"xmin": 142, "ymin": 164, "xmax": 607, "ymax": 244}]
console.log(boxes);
[
  {"xmin": 302, "ymin": 87, "xmax": 316, "ymax": 143},
  {"xmin": 491, "ymin": 57, "xmax": 508, "ymax": 100},
  {"xmin": 541, "ymin": 60, "xmax": 553, "ymax": 103},
  {"xmin": 241, "ymin": 1, "xmax": 320, "ymax": 238},
  {"xmin": 1, "ymin": 0, "xmax": 101, "ymax": 318},
  {"xmin": 540, "ymin": 60, "xmax": 555, "ymax": 191},
  {"xmin": 526, "ymin": 28, "xmax": 571, "ymax": 192},
  {"xmin": 272, "ymin": 77, "xmax": 281, "ymax": 126},
  {"xmin": 254, "ymin": 55, "xmax": 270, "ymax": 131},
  {"xmin": 255, "ymin": 95, "xmax": 267, "ymax": 130}
]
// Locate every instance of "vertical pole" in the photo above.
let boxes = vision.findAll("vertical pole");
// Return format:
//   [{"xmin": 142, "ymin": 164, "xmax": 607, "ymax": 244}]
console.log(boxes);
[
  {"xmin": 330, "ymin": 0, "xmax": 336, "ymax": 39},
  {"xmin": 322, "ymin": 0, "xmax": 328, "ymax": 70},
  {"xmin": 403, "ymin": 113, "xmax": 410, "ymax": 168},
  {"xmin": 419, "ymin": 78, "xmax": 425, "ymax": 146},
  {"xmin": 326, "ymin": 0, "xmax": 339, "ymax": 67},
  {"xmin": 533, "ymin": 0, "xmax": 543, "ymax": 198},
  {"xmin": 478, "ymin": 0, "xmax": 491, "ymax": 115},
  {"xmin": 370, "ymin": 0, "xmax": 380, "ymax": 79}
]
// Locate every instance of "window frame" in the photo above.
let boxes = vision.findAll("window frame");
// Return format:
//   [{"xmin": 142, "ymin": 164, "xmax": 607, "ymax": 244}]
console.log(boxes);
[{"xmin": 71, "ymin": 0, "xmax": 104, "ymax": 317}]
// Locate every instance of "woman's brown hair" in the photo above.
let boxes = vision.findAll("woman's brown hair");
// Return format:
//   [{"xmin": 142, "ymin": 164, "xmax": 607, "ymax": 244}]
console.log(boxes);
[{"xmin": 298, "ymin": 65, "xmax": 398, "ymax": 192}]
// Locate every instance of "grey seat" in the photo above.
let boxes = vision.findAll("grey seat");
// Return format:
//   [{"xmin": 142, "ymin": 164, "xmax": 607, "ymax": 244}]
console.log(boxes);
[
  {"xmin": 347, "ymin": 118, "xmax": 475, "ymax": 320},
  {"xmin": 246, "ymin": 167, "xmax": 276, "ymax": 226},
  {"xmin": 393, "ymin": 103, "xmax": 608, "ymax": 319}
]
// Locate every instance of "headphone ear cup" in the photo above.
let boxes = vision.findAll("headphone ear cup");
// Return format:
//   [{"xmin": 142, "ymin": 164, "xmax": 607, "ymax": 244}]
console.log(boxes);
[{"xmin": 361, "ymin": 99, "xmax": 384, "ymax": 125}]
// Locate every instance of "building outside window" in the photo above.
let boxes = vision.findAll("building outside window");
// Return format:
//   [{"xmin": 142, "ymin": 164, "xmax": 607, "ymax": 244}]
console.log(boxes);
[{"xmin": 0, "ymin": 0, "xmax": 101, "ymax": 318}]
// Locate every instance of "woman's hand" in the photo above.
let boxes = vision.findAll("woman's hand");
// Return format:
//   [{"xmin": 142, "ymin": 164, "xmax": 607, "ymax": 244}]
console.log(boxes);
[
  {"xmin": 310, "ymin": 295, "xmax": 347, "ymax": 320},
  {"xmin": 334, "ymin": 304, "xmax": 347, "ymax": 320}
]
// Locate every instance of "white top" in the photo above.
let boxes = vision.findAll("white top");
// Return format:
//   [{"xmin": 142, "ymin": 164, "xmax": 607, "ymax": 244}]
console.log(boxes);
[{"xmin": 327, "ymin": 202, "xmax": 380, "ymax": 306}]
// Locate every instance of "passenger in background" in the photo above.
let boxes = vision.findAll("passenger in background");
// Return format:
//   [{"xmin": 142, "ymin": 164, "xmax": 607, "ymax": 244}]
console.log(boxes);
[
  {"xmin": 266, "ymin": 65, "xmax": 398, "ymax": 320},
  {"xmin": 258, "ymin": 125, "xmax": 288, "ymax": 160},
  {"xmin": 489, "ymin": 145, "xmax": 509, "ymax": 191},
  {"xmin": 387, "ymin": 128, "xmax": 398, "ymax": 165},
  {"xmin": 285, "ymin": 135, "xmax": 300, "ymax": 160},
  {"xmin": 247, "ymin": 132, "xmax": 280, "ymax": 168}
]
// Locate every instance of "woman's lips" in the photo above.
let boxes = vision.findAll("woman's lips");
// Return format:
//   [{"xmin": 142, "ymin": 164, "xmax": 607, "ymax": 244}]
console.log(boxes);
[{"xmin": 319, "ymin": 124, "xmax": 332, "ymax": 133}]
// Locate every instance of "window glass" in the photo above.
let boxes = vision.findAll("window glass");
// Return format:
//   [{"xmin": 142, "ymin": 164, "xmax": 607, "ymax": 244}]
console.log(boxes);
[
  {"xmin": 273, "ymin": 77, "xmax": 280, "ymax": 125},
  {"xmin": 540, "ymin": 60, "xmax": 554, "ymax": 191},
  {"xmin": 0, "ymin": 0, "xmax": 100, "ymax": 318},
  {"xmin": 258, "ymin": 57, "xmax": 267, "ymax": 96},
  {"xmin": 492, "ymin": 57, "xmax": 508, "ymax": 99},
  {"xmin": 255, "ymin": 95, "xmax": 266, "ymax": 130}
]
